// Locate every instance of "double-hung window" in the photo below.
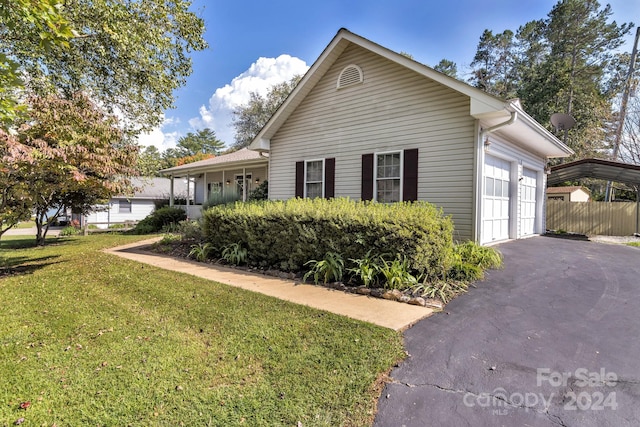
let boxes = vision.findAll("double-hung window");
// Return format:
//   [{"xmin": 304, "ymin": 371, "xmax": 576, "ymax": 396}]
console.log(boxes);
[
  {"xmin": 375, "ymin": 152, "xmax": 402, "ymax": 203},
  {"xmin": 305, "ymin": 159, "xmax": 324, "ymax": 199},
  {"xmin": 118, "ymin": 199, "xmax": 132, "ymax": 214}
]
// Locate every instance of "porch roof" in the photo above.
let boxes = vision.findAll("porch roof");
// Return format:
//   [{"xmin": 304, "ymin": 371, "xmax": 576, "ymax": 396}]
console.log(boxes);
[{"xmin": 159, "ymin": 148, "xmax": 267, "ymax": 177}]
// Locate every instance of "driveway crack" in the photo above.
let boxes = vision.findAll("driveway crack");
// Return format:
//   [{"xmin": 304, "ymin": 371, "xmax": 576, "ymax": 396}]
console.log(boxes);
[{"xmin": 388, "ymin": 379, "xmax": 568, "ymax": 426}]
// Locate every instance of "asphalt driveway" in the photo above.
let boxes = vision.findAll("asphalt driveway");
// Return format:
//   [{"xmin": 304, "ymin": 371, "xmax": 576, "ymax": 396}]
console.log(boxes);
[{"xmin": 375, "ymin": 236, "xmax": 640, "ymax": 427}]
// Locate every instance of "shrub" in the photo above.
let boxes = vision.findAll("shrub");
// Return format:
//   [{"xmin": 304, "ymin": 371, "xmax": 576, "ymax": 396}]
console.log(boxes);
[
  {"xmin": 452, "ymin": 241, "xmax": 502, "ymax": 270},
  {"xmin": 248, "ymin": 180, "xmax": 268, "ymax": 201},
  {"xmin": 158, "ymin": 233, "xmax": 181, "ymax": 245},
  {"xmin": 443, "ymin": 241, "xmax": 502, "ymax": 282},
  {"xmin": 133, "ymin": 207, "xmax": 187, "ymax": 234},
  {"xmin": 178, "ymin": 220, "xmax": 204, "ymax": 240},
  {"xmin": 202, "ymin": 198, "xmax": 454, "ymax": 275},
  {"xmin": 447, "ymin": 262, "xmax": 483, "ymax": 282},
  {"xmin": 59, "ymin": 226, "xmax": 80, "ymax": 236}
]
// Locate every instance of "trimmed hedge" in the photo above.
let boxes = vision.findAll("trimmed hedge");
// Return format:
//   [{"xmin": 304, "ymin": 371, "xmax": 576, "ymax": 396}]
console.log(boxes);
[{"xmin": 202, "ymin": 198, "xmax": 455, "ymax": 278}]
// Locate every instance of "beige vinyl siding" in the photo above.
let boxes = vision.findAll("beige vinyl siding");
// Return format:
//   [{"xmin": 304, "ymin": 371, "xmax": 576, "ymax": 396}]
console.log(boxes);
[{"xmin": 269, "ymin": 43, "xmax": 475, "ymax": 239}]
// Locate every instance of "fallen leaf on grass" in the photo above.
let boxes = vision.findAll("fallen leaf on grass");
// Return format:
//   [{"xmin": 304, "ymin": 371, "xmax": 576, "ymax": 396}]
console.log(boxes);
[
  {"xmin": 14, "ymin": 418, "xmax": 24, "ymax": 425},
  {"xmin": 19, "ymin": 401, "xmax": 30, "ymax": 409}
]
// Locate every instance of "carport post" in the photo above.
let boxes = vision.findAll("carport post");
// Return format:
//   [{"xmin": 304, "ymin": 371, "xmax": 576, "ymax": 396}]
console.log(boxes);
[{"xmin": 636, "ymin": 188, "xmax": 639, "ymax": 235}]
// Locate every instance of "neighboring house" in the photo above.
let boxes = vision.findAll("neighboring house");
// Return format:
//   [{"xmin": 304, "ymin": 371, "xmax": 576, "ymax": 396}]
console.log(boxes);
[
  {"xmin": 83, "ymin": 177, "xmax": 188, "ymax": 228},
  {"xmin": 248, "ymin": 29, "xmax": 574, "ymax": 244},
  {"xmin": 546, "ymin": 186, "xmax": 591, "ymax": 202},
  {"xmin": 160, "ymin": 148, "xmax": 268, "ymax": 218}
]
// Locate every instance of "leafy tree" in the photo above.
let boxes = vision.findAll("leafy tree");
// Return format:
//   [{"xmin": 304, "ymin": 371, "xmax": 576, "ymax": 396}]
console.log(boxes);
[
  {"xmin": 620, "ymin": 93, "xmax": 640, "ymax": 164},
  {"xmin": 469, "ymin": 29, "xmax": 516, "ymax": 99},
  {"xmin": 1, "ymin": 0, "xmax": 207, "ymax": 134},
  {"xmin": 434, "ymin": 59, "xmax": 458, "ymax": 78},
  {"xmin": 137, "ymin": 145, "xmax": 169, "ymax": 176},
  {"xmin": 175, "ymin": 152, "xmax": 215, "ymax": 166},
  {"xmin": 0, "ymin": 130, "xmax": 33, "ymax": 237},
  {"xmin": 232, "ymin": 76, "xmax": 301, "ymax": 150},
  {"xmin": 0, "ymin": 0, "xmax": 75, "ymax": 123},
  {"xmin": 16, "ymin": 93, "xmax": 139, "ymax": 245},
  {"xmin": 176, "ymin": 128, "xmax": 225, "ymax": 156}
]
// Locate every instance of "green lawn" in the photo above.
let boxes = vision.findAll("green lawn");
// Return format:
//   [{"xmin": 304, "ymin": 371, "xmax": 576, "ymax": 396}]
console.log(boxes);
[
  {"xmin": 14, "ymin": 221, "xmax": 36, "ymax": 229},
  {"xmin": 627, "ymin": 242, "xmax": 640, "ymax": 247},
  {"xmin": 0, "ymin": 235, "xmax": 404, "ymax": 426}
]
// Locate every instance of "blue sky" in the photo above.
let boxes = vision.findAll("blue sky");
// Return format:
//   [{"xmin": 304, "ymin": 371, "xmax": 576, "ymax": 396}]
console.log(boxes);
[{"xmin": 138, "ymin": 0, "xmax": 639, "ymax": 150}]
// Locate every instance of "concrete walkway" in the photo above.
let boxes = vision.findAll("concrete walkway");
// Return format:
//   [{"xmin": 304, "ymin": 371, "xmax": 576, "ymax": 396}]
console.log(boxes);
[
  {"xmin": 4, "ymin": 226, "xmax": 61, "ymax": 237},
  {"xmin": 104, "ymin": 239, "xmax": 432, "ymax": 331}
]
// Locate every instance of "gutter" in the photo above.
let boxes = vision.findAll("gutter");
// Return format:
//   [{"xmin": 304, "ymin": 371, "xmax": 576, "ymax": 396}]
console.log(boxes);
[{"xmin": 480, "ymin": 110, "xmax": 518, "ymax": 142}]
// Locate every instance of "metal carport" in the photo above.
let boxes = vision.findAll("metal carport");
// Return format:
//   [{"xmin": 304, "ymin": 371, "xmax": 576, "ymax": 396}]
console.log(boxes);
[{"xmin": 548, "ymin": 158, "xmax": 640, "ymax": 234}]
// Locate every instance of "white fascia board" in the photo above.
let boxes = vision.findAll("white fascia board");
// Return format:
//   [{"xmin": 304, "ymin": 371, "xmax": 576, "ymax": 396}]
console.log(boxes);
[
  {"xmin": 249, "ymin": 137, "xmax": 270, "ymax": 152},
  {"xmin": 508, "ymin": 102, "xmax": 574, "ymax": 157}
]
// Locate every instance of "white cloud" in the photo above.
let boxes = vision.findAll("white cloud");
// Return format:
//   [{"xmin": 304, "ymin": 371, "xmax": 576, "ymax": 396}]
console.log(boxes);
[
  {"xmin": 190, "ymin": 54, "xmax": 309, "ymax": 146},
  {"xmin": 136, "ymin": 115, "xmax": 180, "ymax": 150}
]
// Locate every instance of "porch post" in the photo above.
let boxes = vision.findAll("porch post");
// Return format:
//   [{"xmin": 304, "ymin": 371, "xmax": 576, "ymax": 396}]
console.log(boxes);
[
  {"xmin": 186, "ymin": 174, "xmax": 190, "ymax": 208},
  {"xmin": 169, "ymin": 175, "xmax": 175, "ymax": 207},
  {"xmin": 242, "ymin": 167, "xmax": 247, "ymax": 201},
  {"xmin": 203, "ymin": 172, "xmax": 208, "ymax": 204},
  {"xmin": 222, "ymin": 170, "xmax": 225, "ymax": 197}
]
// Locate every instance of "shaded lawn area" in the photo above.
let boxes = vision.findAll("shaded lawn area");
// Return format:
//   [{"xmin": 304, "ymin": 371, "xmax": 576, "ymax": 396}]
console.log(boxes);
[{"xmin": 0, "ymin": 235, "xmax": 404, "ymax": 426}]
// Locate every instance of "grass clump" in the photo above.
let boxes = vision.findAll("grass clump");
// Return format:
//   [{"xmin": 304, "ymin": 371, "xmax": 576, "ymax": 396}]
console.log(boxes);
[
  {"xmin": 303, "ymin": 252, "xmax": 345, "ymax": 284},
  {"xmin": 0, "ymin": 235, "xmax": 404, "ymax": 426}
]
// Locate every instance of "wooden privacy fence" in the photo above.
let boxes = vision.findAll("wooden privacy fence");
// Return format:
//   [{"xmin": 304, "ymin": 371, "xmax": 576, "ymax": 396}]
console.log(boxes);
[{"xmin": 546, "ymin": 200, "xmax": 640, "ymax": 236}]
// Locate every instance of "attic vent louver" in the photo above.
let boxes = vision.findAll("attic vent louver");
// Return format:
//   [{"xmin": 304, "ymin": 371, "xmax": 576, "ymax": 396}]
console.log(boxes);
[{"xmin": 337, "ymin": 64, "xmax": 363, "ymax": 89}]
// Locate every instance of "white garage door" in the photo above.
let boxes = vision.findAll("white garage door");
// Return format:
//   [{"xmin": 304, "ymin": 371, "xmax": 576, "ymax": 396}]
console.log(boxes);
[
  {"xmin": 520, "ymin": 168, "xmax": 537, "ymax": 236},
  {"xmin": 483, "ymin": 155, "xmax": 511, "ymax": 243}
]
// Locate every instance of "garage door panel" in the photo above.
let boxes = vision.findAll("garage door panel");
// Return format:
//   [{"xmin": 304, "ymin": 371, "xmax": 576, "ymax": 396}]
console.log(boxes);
[
  {"xmin": 482, "ymin": 155, "xmax": 511, "ymax": 243},
  {"xmin": 520, "ymin": 168, "xmax": 537, "ymax": 236}
]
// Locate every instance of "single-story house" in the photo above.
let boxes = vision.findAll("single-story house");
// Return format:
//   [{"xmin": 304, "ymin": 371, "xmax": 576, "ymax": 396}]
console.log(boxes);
[
  {"xmin": 546, "ymin": 186, "xmax": 591, "ymax": 202},
  {"xmin": 82, "ymin": 177, "xmax": 188, "ymax": 227},
  {"xmin": 247, "ymin": 28, "xmax": 574, "ymax": 243},
  {"xmin": 160, "ymin": 148, "xmax": 268, "ymax": 219}
]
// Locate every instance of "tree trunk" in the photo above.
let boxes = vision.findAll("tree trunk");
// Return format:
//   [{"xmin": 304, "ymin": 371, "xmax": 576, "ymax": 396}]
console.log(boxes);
[{"xmin": 35, "ymin": 208, "xmax": 53, "ymax": 246}]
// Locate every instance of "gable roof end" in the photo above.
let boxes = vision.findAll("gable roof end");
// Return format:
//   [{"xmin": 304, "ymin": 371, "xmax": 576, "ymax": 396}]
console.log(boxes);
[{"xmin": 248, "ymin": 28, "xmax": 573, "ymax": 159}]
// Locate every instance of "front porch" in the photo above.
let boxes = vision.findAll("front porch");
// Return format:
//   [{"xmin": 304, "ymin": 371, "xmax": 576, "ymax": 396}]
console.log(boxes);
[{"xmin": 160, "ymin": 148, "xmax": 269, "ymax": 219}]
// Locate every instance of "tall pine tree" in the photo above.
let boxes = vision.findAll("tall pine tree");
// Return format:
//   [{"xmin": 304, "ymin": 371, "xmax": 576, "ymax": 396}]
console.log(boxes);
[{"xmin": 469, "ymin": 0, "xmax": 633, "ymax": 159}]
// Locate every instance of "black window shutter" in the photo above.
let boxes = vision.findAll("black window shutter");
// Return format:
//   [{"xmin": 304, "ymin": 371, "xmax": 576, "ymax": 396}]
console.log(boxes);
[
  {"xmin": 361, "ymin": 153, "xmax": 374, "ymax": 201},
  {"xmin": 324, "ymin": 158, "xmax": 335, "ymax": 198},
  {"xmin": 295, "ymin": 161, "xmax": 304, "ymax": 198},
  {"xmin": 403, "ymin": 148, "xmax": 418, "ymax": 201}
]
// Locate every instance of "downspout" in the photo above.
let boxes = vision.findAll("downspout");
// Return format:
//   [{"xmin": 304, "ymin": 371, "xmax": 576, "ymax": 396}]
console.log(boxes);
[
  {"xmin": 475, "ymin": 110, "xmax": 518, "ymax": 243},
  {"xmin": 479, "ymin": 110, "xmax": 518, "ymax": 142}
]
